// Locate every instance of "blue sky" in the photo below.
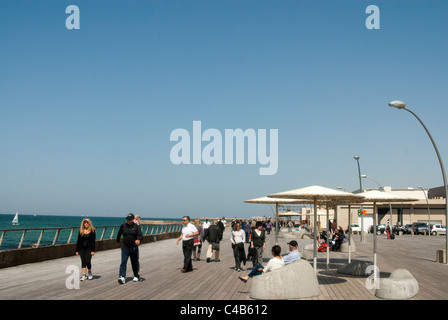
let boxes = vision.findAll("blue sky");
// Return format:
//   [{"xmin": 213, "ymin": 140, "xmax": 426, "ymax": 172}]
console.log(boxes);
[{"xmin": 1, "ymin": 0, "xmax": 447, "ymax": 218}]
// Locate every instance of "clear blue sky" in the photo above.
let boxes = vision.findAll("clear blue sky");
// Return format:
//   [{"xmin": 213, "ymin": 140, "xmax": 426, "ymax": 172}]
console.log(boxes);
[{"xmin": 1, "ymin": 0, "xmax": 447, "ymax": 218}]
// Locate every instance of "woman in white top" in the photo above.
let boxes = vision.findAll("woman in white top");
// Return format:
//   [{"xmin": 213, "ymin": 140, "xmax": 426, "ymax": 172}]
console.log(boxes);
[
  {"xmin": 238, "ymin": 245, "xmax": 284, "ymax": 282},
  {"xmin": 231, "ymin": 222, "xmax": 246, "ymax": 271}
]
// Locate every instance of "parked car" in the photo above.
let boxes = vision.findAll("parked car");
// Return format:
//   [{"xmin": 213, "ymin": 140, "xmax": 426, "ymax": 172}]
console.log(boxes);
[
  {"xmin": 430, "ymin": 224, "xmax": 446, "ymax": 236},
  {"xmin": 373, "ymin": 224, "xmax": 386, "ymax": 235},
  {"xmin": 402, "ymin": 224, "xmax": 414, "ymax": 234},
  {"xmin": 393, "ymin": 225, "xmax": 406, "ymax": 235},
  {"xmin": 347, "ymin": 224, "xmax": 361, "ymax": 233},
  {"xmin": 414, "ymin": 222, "xmax": 429, "ymax": 235}
]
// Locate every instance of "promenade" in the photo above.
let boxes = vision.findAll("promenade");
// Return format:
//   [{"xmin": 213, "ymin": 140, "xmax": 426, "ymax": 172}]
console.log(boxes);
[{"xmin": 0, "ymin": 228, "xmax": 447, "ymax": 300}]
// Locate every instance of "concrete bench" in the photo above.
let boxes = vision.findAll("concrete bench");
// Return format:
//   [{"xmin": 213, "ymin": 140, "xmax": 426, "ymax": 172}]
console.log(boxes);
[
  {"xmin": 340, "ymin": 239, "xmax": 356, "ymax": 253},
  {"xmin": 249, "ymin": 259, "xmax": 319, "ymax": 300},
  {"xmin": 375, "ymin": 269, "xmax": 419, "ymax": 299}
]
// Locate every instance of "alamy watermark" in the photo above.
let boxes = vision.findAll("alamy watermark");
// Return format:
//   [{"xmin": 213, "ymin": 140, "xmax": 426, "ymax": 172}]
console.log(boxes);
[
  {"xmin": 170, "ymin": 121, "xmax": 278, "ymax": 175},
  {"xmin": 65, "ymin": 265, "xmax": 80, "ymax": 289}
]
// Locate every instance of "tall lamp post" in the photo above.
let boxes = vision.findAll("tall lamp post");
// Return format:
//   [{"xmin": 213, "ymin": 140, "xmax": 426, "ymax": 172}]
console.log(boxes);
[
  {"xmin": 354, "ymin": 156, "xmax": 365, "ymax": 242},
  {"xmin": 389, "ymin": 100, "xmax": 448, "ymax": 263}
]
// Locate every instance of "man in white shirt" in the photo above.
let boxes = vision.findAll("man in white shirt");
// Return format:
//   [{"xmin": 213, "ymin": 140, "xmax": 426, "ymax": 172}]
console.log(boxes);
[
  {"xmin": 176, "ymin": 216, "xmax": 199, "ymax": 273},
  {"xmin": 283, "ymin": 240, "xmax": 301, "ymax": 265}
]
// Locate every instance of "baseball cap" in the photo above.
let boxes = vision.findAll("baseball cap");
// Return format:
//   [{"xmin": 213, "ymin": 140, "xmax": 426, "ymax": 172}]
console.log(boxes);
[
  {"xmin": 126, "ymin": 213, "xmax": 135, "ymax": 220},
  {"xmin": 287, "ymin": 240, "xmax": 298, "ymax": 247}
]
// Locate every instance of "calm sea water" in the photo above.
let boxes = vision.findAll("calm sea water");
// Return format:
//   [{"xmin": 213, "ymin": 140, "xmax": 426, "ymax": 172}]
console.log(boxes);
[{"xmin": 0, "ymin": 213, "xmax": 181, "ymax": 251}]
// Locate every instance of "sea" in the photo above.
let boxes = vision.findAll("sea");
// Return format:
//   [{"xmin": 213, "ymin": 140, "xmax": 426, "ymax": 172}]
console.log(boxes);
[{"xmin": 0, "ymin": 213, "xmax": 181, "ymax": 251}]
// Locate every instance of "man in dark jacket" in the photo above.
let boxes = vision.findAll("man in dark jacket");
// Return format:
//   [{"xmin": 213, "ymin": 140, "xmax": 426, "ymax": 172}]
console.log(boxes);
[
  {"xmin": 203, "ymin": 219, "xmax": 223, "ymax": 262},
  {"xmin": 117, "ymin": 213, "xmax": 143, "ymax": 284}
]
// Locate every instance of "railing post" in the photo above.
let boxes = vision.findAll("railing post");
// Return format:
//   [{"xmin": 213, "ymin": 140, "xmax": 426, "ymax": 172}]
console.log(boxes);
[
  {"xmin": 52, "ymin": 229, "xmax": 61, "ymax": 246},
  {"xmin": 67, "ymin": 228, "xmax": 74, "ymax": 244},
  {"xmin": 0, "ymin": 231, "xmax": 5, "ymax": 247},
  {"xmin": 100, "ymin": 227, "xmax": 106, "ymax": 240},
  {"xmin": 18, "ymin": 230, "xmax": 27, "ymax": 249},
  {"xmin": 110, "ymin": 227, "xmax": 115, "ymax": 239},
  {"xmin": 36, "ymin": 230, "xmax": 45, "ymax": 247}
]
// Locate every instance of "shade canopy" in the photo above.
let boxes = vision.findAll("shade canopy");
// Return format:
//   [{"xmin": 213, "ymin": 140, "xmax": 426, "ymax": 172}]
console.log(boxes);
[
  {"xmin": 278, "ymin": 211, "xmax": 301, "ymax": 216},
  {"xmin": 244, "ymin": 196, "xmax": 308, "ymax": 245},
  {"xmin": 244, "ymin": 196, "xmax": 305, "ymax": 204},
  {"xmin": 357, "ymin": 190, "xmax": 418, "ymax": 203},
  {"xmin": 267, "ymin": 185, "xmax": 365, "ymax": 203}
]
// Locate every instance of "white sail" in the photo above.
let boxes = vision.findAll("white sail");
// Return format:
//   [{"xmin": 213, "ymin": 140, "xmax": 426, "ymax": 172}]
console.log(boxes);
[{"xmin": 12, "ymin": 212, "xmax": 19, "ymax": 225}]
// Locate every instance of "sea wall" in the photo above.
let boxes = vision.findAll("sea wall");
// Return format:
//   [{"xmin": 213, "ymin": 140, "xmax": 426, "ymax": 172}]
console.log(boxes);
[{"xmin": 0, "ymin": 231, "xmax": 181, "ymax": 269}]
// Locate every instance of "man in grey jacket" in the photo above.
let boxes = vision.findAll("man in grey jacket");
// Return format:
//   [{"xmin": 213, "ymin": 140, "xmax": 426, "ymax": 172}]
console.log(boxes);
[{"xmin": 203, "ymin": 219, "xmax": 223, "ymax": 262}]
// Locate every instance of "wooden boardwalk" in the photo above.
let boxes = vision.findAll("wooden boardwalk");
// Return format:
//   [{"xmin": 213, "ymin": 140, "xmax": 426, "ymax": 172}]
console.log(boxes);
[{"xmin": 0, "ymin": 228, "xmax": 447, "ymax": 300}]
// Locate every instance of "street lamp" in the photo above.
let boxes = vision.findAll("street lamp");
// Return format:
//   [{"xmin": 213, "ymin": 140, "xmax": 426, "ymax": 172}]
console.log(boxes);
[
  {"xmin": 389, "ymin": 100, "xmax": 448, "ymax": 263},
  {"xmin": 354, "ymin": 156, "xmax": 365, "ymax": 241}
]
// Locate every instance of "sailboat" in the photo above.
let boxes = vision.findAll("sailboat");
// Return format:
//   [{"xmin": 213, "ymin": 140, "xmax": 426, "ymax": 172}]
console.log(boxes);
[{"xmin": 12, "ymin": 212, "xmax": 19, "ymax": 225}]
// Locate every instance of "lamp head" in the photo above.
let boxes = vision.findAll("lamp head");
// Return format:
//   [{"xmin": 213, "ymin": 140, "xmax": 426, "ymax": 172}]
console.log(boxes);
[
  {"xmin": 389, "ymin": 100, "xmax": 406, "ymax": 109},
  {"xmin": 361, "ymin": 174, "xmax": 367, "ymax": 178},
  {"xmin": 354, "ymin": 155, "xmax": 360, "ymax": 160}
]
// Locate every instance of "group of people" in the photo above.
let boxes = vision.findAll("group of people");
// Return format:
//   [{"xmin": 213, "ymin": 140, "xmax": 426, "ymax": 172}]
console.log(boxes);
[
  {"xmin": 74, "ymin": 215, "xmax": 303, "ymax": 285},
  {"xmin": 176, "ymin": 217, "xmax": 302, "ymax": 283}
]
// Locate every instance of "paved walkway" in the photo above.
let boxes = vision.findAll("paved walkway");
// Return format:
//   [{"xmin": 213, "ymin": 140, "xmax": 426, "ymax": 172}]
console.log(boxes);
[{"xmin": 0, "ymin": 229, "xmax": 447, "ymax": 300}]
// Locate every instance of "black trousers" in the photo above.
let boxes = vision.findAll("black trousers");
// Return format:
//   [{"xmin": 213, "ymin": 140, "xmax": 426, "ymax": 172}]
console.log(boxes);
[
  {"xmin": 78, "ymin": 248, "xmax": 92, "ymax": 270},
  {"xmin": 182, "ymin": 239, "xmax": 194, "ymax": 271}
]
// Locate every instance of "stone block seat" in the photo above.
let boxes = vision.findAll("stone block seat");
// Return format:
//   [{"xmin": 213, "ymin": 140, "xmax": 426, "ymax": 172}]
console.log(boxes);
[
  {"xmin": 375, "ymin": 269, "xmax": 419, "ymax": 299},
  {"xmin": 340, "ymin": 239, "xmax": 356, "ymax": 252},
  {"xmin": 249, "ymin": 259, "xmax": 319, "ymax": 300}
]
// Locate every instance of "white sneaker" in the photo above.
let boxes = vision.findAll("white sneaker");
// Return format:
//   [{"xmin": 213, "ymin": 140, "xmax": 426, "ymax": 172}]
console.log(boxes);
[
  {"xmin": 118, "ymin": 277, "xmax": 126, "ymax": 284},
  {"xmin": 88, "ymin": 271, "xmax": 93, "ymax": 280},
  {"xmin": 133, "ymin": 277, "xmax": 140, "ymax": 282},
  {"xmin": 80, "ymin": 275, "xmax": 87, "ymax": 281}
]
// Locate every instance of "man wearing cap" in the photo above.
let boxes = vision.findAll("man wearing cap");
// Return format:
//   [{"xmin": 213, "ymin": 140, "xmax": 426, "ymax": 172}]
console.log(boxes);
[
  {"xmin": 117, "ymin": 213, "xmax": 143, "ymax": 284},
  {"xmin": 282, "ymin": 240, "xmax": 301, "ymax": 265}
]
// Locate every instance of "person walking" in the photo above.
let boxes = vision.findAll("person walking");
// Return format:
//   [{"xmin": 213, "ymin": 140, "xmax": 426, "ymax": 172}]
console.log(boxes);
[
  {"xmin": 116, "ymin": 213, "xmax": 143, "ymax": 284},
  {"xmin": 203, "ymin": 219, "xmax": 223, "ymax": 262},
  {"xmin": 251, "ymin": 221, "xmax": 266, "ymax": 267},
  {"xmin": 192, "ymin": 219, "xmax": 203, "ymax": 261},
  {"xmin": 231, "ymin": 221, "xmax": 246, "ymax": 271},
  {"xmin": 76, "ymin": 218, "xmax": 96, "ymax": 281},
  {"xmin": 176, "ymin": 216, "xmax": 199, "ymax": 273},
  {"xmin": 243, "ymin": 220, "xmax": 251, "ymax": 243}
]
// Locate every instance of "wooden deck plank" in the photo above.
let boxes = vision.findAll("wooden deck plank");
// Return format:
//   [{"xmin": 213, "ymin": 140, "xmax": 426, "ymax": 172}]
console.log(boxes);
[{"xmin": 1, "ymin": 228, "xmax": 448, "ymax": 300}]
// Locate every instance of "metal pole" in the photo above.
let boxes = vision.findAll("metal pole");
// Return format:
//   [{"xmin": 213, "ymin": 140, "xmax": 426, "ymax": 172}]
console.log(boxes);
[
  {"xmin": 373, "ymin": 202, "xmax": 378, "ymax": 283},
  {"xmin": 348, "ymin": 204, "xmax": 352, "ymax": 263},
  {"xmin": 326, "ymin": 203, "xmax": 330, "ymax": 268},
  {"xmin": 419, "ymin": 186, "xmax": 431, "ymax": 236},
  {"xmin": 355, "ymin": 156, "xmax": 364, "ymax": 241},
  {"xmin": 313, "ymin": 197, "xmax": 317, "ymax": 273},
  {"xmin": 275, "ymin": 203, "xmax": 279, "ymax": 245},
  {"xmin": 403, "ymin": 107, "xmax": 448, "ymax": 261}
]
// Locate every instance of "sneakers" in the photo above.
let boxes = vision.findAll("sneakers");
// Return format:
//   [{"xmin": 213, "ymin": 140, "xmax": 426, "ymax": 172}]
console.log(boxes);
[
  {"xmin": 80, "ymin": 275, "xmax": 87, "ymax": 281},
  {"xmin": 88, "ymin": 271, "xmax": 93, "ymax": 280},
  {"xmin": 118, "ymin": 276, "xmax": 141, "ymax": 284}
]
